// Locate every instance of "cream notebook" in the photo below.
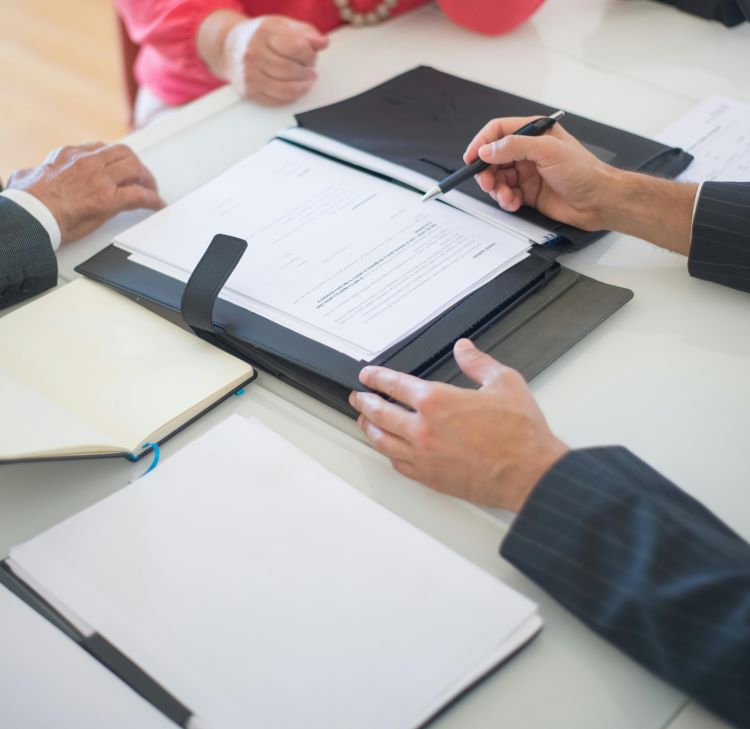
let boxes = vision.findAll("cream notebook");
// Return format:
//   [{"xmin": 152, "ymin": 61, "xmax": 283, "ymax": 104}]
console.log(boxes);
[{"xmin": 0, "ymin": 279, "xmax": 254, "ymax": 462}]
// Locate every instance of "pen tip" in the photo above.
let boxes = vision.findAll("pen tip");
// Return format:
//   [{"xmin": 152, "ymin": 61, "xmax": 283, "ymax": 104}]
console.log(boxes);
[{"xmin": 422, "ymin": 187, "xmax": 440, "ymax": 202}]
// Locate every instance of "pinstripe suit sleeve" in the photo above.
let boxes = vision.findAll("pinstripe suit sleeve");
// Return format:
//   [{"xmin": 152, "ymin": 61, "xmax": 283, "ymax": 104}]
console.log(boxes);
[
  {"xmin": 689, "ymin": 181, "xmax": 750, "ymax": 293},
  {"xmin": 0, "ymin": 196, "xmax": 57, "ymax": 309},
  {"xmin": 501, "ymin": 446, "xmax": 750, "ymax": 728}
]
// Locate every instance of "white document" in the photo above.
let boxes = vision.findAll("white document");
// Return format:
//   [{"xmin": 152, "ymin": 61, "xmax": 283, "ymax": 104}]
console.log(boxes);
[
  {"xmin": 657, "ymin": 96, "xmax": 750, "ymax": 182},
  {"xmin": 10, "ymin": 415, "xmax": 541, "ymax": 729},
  {"xmin": 0, "ymin": 585, "xmax": 172, "ymax": 729},
  {"xmin": 116, "ymin": 140, "xmax": 529, "ymax": 360},
  {"xmin": 278, "ymin": 126, "xmax": 556, "ymax": 244}
]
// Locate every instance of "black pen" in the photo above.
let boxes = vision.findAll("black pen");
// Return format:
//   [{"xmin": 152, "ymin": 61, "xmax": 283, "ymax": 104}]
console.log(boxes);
[{"xmin": 421, "ymin": 110, "xmax": 565, "ymax": 202}]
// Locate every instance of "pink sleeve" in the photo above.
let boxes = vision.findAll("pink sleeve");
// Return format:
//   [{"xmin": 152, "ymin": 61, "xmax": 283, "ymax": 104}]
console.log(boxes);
[
  {"xmin": 116, "ymin": 0, "xmax": 245, "ymax": 105},
  {"xmin": 436, "ymin": 0, "xmax": 545, "ymax": 35}
]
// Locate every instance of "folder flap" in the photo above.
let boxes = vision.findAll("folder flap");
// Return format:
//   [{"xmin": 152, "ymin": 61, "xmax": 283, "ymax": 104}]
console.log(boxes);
[
  {"xmin": 296, "ymin": 66, "xmax": 693, "ymax": 250},
  {"xmin": 180, "ymin": 234, "xmax": 247, "ymax": 335},
  {"xmin": 428, "ymin": 267, "xmax": 633, "ymax": 386}
]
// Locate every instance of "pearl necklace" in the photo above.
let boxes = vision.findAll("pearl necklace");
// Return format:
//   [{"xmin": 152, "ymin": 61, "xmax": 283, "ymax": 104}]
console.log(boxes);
[{"xmin": 332, "ymin": 0, "xmax": 400, "ymax": 26}]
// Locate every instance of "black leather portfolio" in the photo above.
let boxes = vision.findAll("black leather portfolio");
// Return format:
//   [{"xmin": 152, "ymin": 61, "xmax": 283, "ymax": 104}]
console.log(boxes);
[{"xmin": 77, "ymin": 67, "xmax": 693, "ymax": 417}]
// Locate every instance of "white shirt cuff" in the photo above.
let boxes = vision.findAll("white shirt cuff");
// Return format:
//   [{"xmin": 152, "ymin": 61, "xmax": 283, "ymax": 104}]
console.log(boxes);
[
  {"xmin": 691, "ymin": 181, "xmax": 704, "ymax": 226},
  {"xmin": 0, "ymin": 189, "xmax": 62, "ymax": 251}
]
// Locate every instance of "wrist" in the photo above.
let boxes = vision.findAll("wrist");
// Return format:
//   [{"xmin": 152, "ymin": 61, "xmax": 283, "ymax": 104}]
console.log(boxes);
[
  {"xmin": 598, "ymin": 169, "xmax": 698, "ymax": 254},
  {"xmin": 197, "ymin": 10, "xmax": 249, "ymax": 79},
  {"xmin": 506, "ymin": 438, "xmax": 569, "ymax": 513}
]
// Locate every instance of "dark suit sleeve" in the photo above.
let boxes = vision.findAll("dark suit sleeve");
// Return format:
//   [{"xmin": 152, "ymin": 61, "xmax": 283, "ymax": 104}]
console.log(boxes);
[
  {"xmin": 0, "ymin": 196, "xmax": 57, "ymax": 309},
  {"xmin": 689, "ymin": 181, "xmax": 750, "ymax": 293},
  {"xmin": 501, "ymin": 447, "xmax": 750, "ymax": 728}
]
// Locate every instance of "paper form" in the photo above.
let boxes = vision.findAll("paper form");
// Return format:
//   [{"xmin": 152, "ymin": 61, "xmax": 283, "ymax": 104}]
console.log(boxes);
[
  {"xmin": 657, "ymin": 96, "xmax": 750, "ymax": 182},
  {"xmin": 117, "ymin": 140, "xmax": 529, "ymax": 360}
]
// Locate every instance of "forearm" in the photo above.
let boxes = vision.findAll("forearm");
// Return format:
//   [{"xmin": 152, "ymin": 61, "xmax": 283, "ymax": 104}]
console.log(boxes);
[
  {"xmin": 502, "ymin": 447, "xmax": 750, "ymax": 727},
  {"xmin": 196, "ymin": 9, "xmax": 248, "ymax": 80},
  {"xmin": 600, "ymin": 169, "xmax": 698, "ymax": 255}
]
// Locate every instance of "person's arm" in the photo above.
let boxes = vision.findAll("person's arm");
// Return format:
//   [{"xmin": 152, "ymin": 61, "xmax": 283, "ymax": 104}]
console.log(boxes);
[
  {"xmin": 349, "ymin": 340, "xmax": 750, "ymax": 727},
  {"xmin": 436, "ymin": 0, "xmax": 545, "ymax": 35},
  {"xmin": 0, "ymin": 195, "xmax": 57, "ymax": 308},
  {"xmin": 502, "ymin": 446, "xmax": 750, "ymax": 729},
  {"xmin": 1, "ymin": 143, "xmax": 163, "ymax": 308},
  {"xmin": 463, "ymin": 116, "xmax": 699, "ymax": 254},
  {"xmin": 195, "ymin": 10, "xmax": 327, "ymax": 105},
  {"xmin": 689, "ymin": 181, "xmax": 750, "ymax": 292}
]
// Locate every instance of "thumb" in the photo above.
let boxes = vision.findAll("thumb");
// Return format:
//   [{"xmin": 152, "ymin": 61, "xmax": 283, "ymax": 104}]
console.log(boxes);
[
  {"xmin": 453, "ymin": 339, "xmax": 505, "ymax": 387},
  {"xmin": 478, "ymin": 134, "xmax": 558, "ymax": 167}
]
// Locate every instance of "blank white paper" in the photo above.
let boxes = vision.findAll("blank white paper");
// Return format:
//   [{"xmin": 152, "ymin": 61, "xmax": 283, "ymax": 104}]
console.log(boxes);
[
  {"xmin": 0, "ymin": 585, "xmax": 173, "ymax": 729},
  {"xmin": 10, "ymin": 415, "xmax": 540, "ymax": 729}
]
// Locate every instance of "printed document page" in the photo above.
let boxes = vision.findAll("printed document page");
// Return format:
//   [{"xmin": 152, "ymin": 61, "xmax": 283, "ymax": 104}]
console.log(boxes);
[
  {"xmin": 10, "ymin": 415, "xmax": 541, "ymax": 729},
  {"xmin": 657, "ymin": 96, "xmax": 750, "ymax": 182},
  {"xmin": 116, "ymin": 140, "xmax": 529, "ymax": 360}
]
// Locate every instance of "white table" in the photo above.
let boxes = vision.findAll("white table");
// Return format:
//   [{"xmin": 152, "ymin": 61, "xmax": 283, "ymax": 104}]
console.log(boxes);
[{"xmin": 3, "ymin": 2, "xmax": 749, "ymax": 727}]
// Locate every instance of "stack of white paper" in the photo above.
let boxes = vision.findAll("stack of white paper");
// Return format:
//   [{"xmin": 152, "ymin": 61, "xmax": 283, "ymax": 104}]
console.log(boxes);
[{"xmin": 9, "ymin": 415, "xmax": 541, "ymax": 729}]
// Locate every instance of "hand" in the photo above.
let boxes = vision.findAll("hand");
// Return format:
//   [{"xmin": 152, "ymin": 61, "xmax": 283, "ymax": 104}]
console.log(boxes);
[
  {"xmin": 212, "ymin": 13, "xmax": 328, "ymax": 105},
  {"xmin": 349, "ymin": 339, "xmax": 568, "ymax": 511},
  {"xmin": 464, "ymin": 116, "xmax": 698, "ymax": 254},
  {"xmin": 463, "ymin": 116, "xmax": 617, "ymax": 231},
  {"xmin": 7, "ymin": 143, "xmax": 164, "ymax": 244}
]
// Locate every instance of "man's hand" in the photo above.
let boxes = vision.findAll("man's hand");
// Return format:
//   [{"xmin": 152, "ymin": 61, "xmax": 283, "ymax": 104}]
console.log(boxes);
[
  {"xmin": 349, "ymin": 339, "xmax": 568, "ymax": 511},
  {"xmin": 199, "ymin": 11, "xmax": 328, "ymax": 105},
  {"xmin": 464, "ymin": 116, "xmax": 698, "ymax": 255},
  {"xmin": 464, "ymin": 116, "xmax": 614, "ymax": 231},
  {"xmin": 8, "ymin": 143, "xmax": 164, "ymax": 244}
]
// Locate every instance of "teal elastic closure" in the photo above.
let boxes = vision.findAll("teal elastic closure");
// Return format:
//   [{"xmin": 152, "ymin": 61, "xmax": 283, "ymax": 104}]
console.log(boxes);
[{"xmin": 141, "ymin": 443, "xmax": 160, "ymax": 476}]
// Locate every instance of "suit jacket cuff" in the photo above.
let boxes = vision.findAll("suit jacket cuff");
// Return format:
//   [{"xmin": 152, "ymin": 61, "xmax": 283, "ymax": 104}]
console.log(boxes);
[
  {"xmin": 0, "ymin": 189, "xmax": 61, "ymax": 250},
  {"xmin": 688, "ymin": 181, "xmax": 750, "ymax": 293}
]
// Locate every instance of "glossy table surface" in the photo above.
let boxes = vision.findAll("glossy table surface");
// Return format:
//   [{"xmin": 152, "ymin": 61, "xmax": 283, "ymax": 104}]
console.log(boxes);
[{"xmin": 4, "ymin": 2, "xmax": 749, "ymax": 727}]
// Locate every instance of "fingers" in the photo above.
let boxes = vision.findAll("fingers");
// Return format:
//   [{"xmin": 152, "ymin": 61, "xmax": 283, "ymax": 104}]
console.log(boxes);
[
  {"xmin": 464, "ymin": 116, "xmax": 569, "ymax": 164},
  {"xmin": 464, "ymin": 117, "xmax": 540, "ymax": 164},
  {"xmin": 477, "ymin": 134, "xmax": 561, "ymax": 168},
  {"xmin": 283, "ymin": 20, "xmax": 329, "ymax": 51},
  {"xmin": 112, "ymin": 185, "xmax": 166, "ymax": 212},
  {"xmin": 349, "ymin": 389, "xmax": 415, "ymax": 440},
  {"xmin": 263, "ymin": 54, "xmax": 317, "ymax": 82},
  {"xmin": 453, "ymin": 339, "xmax": 508, "ymax": 387},
  {"xmin": 357, "ymin": 415, "xmax": 413, "ymax": 461},
  {"xmin": 268, "ymin": 25, "xmax": 320, "ymax": 65},
  {"xmin": 106, "ymin": 155, "xmax": 159, "ymax": 191},
  {"xmin": 255, "ymin": 73, "xmax": 315, "ymax": 103},
  {"xmin": 358, "ymin": 366, "xmax": 431, "ymax": 411}
]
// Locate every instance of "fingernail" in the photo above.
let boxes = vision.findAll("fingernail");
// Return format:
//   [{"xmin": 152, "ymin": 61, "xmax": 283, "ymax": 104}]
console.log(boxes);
[
  {"xmin": 455, "ymin": 338, "xmax": 473, "ymax": 350},
  {"xmin": 479, "ymin": 144, "xmax": 491, "ymax": 158},
  {"xmin": 348, "ymin": 391, "xmax": 359, "ymax": 408},
  {"xmin": 359, "ymin": 366, "xmax": 374, "ymax": 383}
]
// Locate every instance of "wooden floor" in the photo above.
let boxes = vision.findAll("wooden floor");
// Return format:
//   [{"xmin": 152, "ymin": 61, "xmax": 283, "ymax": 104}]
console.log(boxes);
[{"xmin": 0, "ymin": 0, "xmax": 127, "ymax": 183}]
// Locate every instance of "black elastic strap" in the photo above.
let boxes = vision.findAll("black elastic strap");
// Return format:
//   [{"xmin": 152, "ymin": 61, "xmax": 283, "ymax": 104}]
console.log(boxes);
[{"xmin": 180, "ymin": 234, "xmax": 247, "ymax": 334}]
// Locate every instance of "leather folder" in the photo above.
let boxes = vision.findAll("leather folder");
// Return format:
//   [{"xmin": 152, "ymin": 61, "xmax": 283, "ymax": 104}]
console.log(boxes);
[{"xmin": 77, "ymin": 67, "xmax": 693, "ymax": 417}]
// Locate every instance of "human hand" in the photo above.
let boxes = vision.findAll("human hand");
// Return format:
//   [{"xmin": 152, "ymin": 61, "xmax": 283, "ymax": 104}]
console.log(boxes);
[
  {"xmin": 349, "ymin": 339, "xmax": 568, "ymax": 511},
  {"xmin": 7, "ymin": 143, "xmax": 164, "ymax": 245},
  {"xmin": 463, "ymin": 116, "xmax": 619, "ymax": 231},
  {"xmin": 221, "ymin": 14, "xmax": 328, "ymax": 105}
]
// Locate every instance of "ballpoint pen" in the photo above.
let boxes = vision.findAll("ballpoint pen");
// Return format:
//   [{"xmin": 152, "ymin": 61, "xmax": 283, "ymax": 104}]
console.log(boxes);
[{"xmin": 421, "ymin": 110, "xmax": 565, "ymax": 202}]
